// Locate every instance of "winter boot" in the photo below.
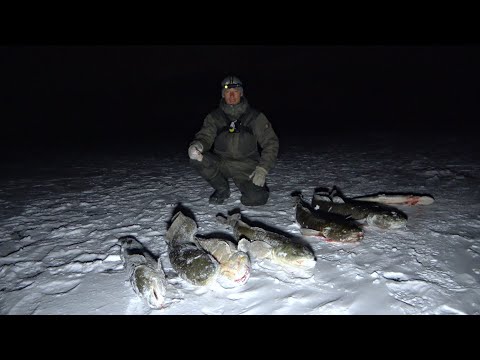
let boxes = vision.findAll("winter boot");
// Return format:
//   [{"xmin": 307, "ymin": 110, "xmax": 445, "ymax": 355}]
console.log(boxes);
[
  {"xmin": 209, "ymin": 189, "xmax": 231, "ymax": 204},
  {"xmin": 237, "ymin": 180, "xmax": 269, "ymax": 206},
  {"xmin": 207, "ymin": 174, "xmax": 230, "ymax": 204}
]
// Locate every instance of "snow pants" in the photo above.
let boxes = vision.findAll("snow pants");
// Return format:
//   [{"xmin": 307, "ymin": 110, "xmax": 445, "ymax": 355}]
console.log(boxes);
[{"xmin": 190, "ymin": 152, "xmax": 269, "ymax": 206}]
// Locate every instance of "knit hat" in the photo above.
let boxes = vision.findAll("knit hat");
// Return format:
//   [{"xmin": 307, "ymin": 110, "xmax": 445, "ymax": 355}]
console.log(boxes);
[{"xmin": 221, "ymin": 75, "xmax": 243, "ymax": 97}]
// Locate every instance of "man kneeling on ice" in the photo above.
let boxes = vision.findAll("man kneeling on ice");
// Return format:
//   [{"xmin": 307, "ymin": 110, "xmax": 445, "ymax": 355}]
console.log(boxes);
[{"xmin": 188, "ymin": 75, "xmax": 279, "ymax": 206}]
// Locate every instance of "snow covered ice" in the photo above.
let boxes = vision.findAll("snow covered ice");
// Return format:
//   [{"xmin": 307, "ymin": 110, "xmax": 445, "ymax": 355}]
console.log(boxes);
[{"xmin": 1, "ymin": 132, "xmax": 479, "ymax": 315}]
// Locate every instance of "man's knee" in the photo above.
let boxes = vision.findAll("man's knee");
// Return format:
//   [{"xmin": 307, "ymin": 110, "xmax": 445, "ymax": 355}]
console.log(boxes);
[{"xmin": 190, "ymin": 154, "xmax": 220, "ymax": 181}]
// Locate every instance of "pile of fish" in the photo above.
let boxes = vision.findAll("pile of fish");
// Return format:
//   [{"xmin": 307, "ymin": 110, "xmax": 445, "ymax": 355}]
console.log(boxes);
[
  {"xmin": 293, "ymin": 193, "xmax": 364, "ymax": 242},
  {"xmin": 165, "ymin": 211, "xmax": 251, "ymax": 289},
  {"xmin": 117, "ymin": 186, "xmax": 429, "ymax": 309}
]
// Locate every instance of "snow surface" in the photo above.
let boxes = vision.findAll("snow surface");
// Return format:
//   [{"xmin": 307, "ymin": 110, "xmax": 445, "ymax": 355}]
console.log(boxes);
[{"xmin": 1, "ymin": 133, "xmax": 479, "ymax": 315}]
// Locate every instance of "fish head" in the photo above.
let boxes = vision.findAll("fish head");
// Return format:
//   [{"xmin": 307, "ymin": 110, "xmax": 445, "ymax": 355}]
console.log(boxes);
[
  {"xmin": 216, "ymin": 213, "xmax": 242, "ymax": 228},
  {"xmin": 366, "ymin": 213, "xmax": 408, "ymax": 230},
  {"xmin": 272, "ymin": 243, "xmax": 316, "ymax": 270},
  {"xmin": 133, "ymin": 265, "xmax": 166, "ymax": 309},
  {"xmin": 291, "ymin": 192, "xmax": 305, "ymax": 208},
  {"xmin": 217, "ymin": 251, "xmax": 251, "ymax": 288}
]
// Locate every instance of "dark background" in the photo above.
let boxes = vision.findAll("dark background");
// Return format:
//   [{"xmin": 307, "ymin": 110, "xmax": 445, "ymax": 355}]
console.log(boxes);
[{"xmin": 1, "ymin": 45, "xmax": 479, "ymax": 153}]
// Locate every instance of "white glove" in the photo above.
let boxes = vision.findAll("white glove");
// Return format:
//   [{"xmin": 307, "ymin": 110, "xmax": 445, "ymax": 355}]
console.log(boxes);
[
  {"xmin": 188, "ymin": 141, "xmax": 203, "ymax": 161},
  {"xmin": 249, "ymin": 166, "xmax": 268, "ymax": 187}
]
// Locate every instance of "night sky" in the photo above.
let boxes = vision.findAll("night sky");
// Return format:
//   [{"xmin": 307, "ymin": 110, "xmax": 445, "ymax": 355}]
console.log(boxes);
[{"xmin": 1, "ymin": 45, "xmax": 479, "ymax": 152}]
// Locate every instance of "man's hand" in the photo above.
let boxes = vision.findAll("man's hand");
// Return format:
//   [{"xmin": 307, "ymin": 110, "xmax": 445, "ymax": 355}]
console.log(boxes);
[
  {"xmin": 188, "ymin": 142, "xmax": 203, "ymax": 161},
  {"xmin": 249, "ymin": 166, "xmax": 268, "ymax": 187}
]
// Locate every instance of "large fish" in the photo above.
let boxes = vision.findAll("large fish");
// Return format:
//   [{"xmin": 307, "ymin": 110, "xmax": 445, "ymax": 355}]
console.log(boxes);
[
  {"xmin": 293, "ymin": 193, "xmax": 364, "ymax": 243},
  {"xmin": 195, "ymin": 237, "xmax": 251, "ymax": 288},
  {"xmin": 352, "ymin": 193, "xmax": 434, "ymax": 206},
  {"xmin": 311, "ymin": 187, "xmax": 408, "ymax": 230},
  {"xmin": 165, "ymin": 211, "xmax": 219, "ymax": 286},
  {"xmin": 216, "ymin": 213, "xmax": 316, "ymax": 274},
  {"xmin": 119, "ymin": 235, "xmax": 167, "ymax": 309}
]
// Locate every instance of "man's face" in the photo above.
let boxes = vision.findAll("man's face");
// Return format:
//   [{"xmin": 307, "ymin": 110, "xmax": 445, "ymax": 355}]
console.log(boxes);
[{"xmin": 224, "ymin": 88, "xmax": 242, "ymax": 105}]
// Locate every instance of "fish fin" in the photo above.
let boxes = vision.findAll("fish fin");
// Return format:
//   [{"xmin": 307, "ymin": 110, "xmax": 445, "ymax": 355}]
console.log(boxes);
[
  {"xmin": 229, "ymin": 213, "xmax": 242, "ymax": 221},
  {"xmin": 215, "ymin": 214, "xmax": 227, "ymax": 224},
  {"xmin": 171, "ymin": 211, "xmax": 183, "ymax": 222},
  {"xmin": 330, "ymin": 185, "xmax": 346, "ymax": 202},
  {"xmin": 248, "ymin": 241, "xmax": 273, "ymax": 260},
  {"xmin": 203, "ymin": 240, "xmax": 232, "ymax": 263},
  {"xmin": 313, "ymin": 194, "xmax": 332, "ymax": 202},
  {"xmin": 218, "ymin": 241, "xmax": 232, "ymax": 256},
  {"xmin": 118, "ymin": 235, "xmax": 138, "ymax": 246},
  {"xmin": 192, "ymin": 236, "xmax": 203, "ymax": 248},
  {"xmin": 332, "ymin": 195, "xmax": 345, "ymax": 204},
  {"xmin": 237, "ymin": 238, "xmax": 250, "ymax": 253},
  {"xmin": 291, "ymin": 190, "xmax": 304, "ymax": 201},
  {"xmin": 299, "ymin": 228, "xmax": 324, "ymax": 237}
]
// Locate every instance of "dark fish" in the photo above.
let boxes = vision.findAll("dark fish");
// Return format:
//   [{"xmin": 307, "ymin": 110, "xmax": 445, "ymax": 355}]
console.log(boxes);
[
  {"xmin": 312, "ymin": 187, "xmax": 408, "ymax": 229},
  {"xmin": 293, "ymin": 194, "xmax": 364, "ymax": 243}
]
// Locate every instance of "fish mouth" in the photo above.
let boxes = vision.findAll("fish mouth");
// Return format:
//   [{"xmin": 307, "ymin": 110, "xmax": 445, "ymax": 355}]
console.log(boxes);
[
  {"xmin": 147, "ymin": 287, "xmax": 166, "ymax": 309},
  {"xmin": 218, "ymin": 262, "xmax": 251, "ymax": 288},
  {"xmin": 235, "ymin": 266, "xmax": 251, "ymax": 284}
]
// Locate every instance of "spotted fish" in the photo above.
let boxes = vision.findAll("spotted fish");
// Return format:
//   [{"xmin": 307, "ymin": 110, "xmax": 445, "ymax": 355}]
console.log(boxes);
[
  {"xmin": 217, "ymin": 213, "xmax": 316, "ymax": 274},
  {"xmin": 165, "ymin": 211, "xmax": 219, "ymax": 286},
  {"xmin": 312, "ymin": 187, "xmax": 408, "ymax": 229},
  {"xmin": 119, "ymin": 235, "xmax": 167, "ymax": 309},
  {"xmin": 293, "ymin": 193, "xmax": 364, "ymax": 243}
]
